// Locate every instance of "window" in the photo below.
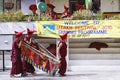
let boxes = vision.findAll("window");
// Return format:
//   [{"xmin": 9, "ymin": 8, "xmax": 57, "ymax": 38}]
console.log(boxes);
[
  {"xmin": 0, "ymin": 0, "xmax": 21, "ymax": 13},
  {"xmin": 69, "ymin": 0, "xmax": 85, "ymax": 14},
  {"xmin": 69, "ymin": 0, "xmax": 101, "ymax": 14},
  {"xmin": 0, "ymin": 0, "xmax": 3, "ymax": 12},
  {"xmin": 91, "ymin": 0, "xmax": 100, "ymax": 13}
]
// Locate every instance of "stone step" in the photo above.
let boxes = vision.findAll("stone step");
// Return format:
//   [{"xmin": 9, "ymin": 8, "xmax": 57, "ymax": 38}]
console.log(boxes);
[
  {"xmin": 69, "ymin": 54, "xmax": 120, "ymax": 60},
  {"xmin": 35, "ymin": 39, "xmax": 56, "ymax": 43},
  {"xmin": 35, "ymin": 38, "xmax": 120, "ymax": 43},
  {"xmin": 68, "ymin": 65, "xmax": 120, "ymax": 71},
  {"xmin": 69, "ymin": 48, "xmax": 120, "ymax": 54},
  {"xmin": 69, "ymin": 38, "xmax": 120, "ymax": 43},
  {"xmin": 68, "ymin": 60, "xmax": 120, "ymax": 66},
  {"xmin": 68, "ymin": 60, "xmax": 120, "ymax": 71},
  {"xmin": 69, "ymin": 43, "xmax": 120, "ymax": 48}
]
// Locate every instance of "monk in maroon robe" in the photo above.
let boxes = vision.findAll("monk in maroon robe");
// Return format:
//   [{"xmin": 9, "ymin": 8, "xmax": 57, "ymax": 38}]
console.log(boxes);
[
  {"xmin": 22, "ymin": 28, "xmax": 36, "ymax": 75},
  {"xmin": 46, "ymin": 3, "xmax": 57, "ymax": 20},
  {"xmin": 10, "ymin": 30, "xmax": 27, "ymax": 77},
  {"xmin": 58, "ymin": 31, "xmax": 69, "ymax": 76},
  {"xmin": 61, "ymin": 5, "xmax": 71, "ymax": 18}
]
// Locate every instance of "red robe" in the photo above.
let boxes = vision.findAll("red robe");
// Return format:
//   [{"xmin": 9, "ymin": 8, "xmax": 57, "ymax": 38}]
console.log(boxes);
[
  {"xmin": 22, "ymin": 35, "xmax": 35, "ymax": 73},
  {"xmin": 58, "ymin": 41, "xmax": 67, "ymax": 75},
  {"xmin": 61, "ymin": 11, "xmax": 71, "ymax": 18},
  {"xmin": 52, "ymin": 11, "xmax": 57, "ymax": 20},
  {"xmin": 46, "ymin": 10, "xmax": 57, "ymax": 20},
  {"xmin": 11, "ymin": 39, "xmax": 23, "ymax": 75}
]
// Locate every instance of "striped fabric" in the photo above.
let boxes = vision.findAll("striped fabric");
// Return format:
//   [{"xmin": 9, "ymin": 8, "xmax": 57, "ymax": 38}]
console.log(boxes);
[{"xmin": 21, "ymin": 41, "xmax": 60, "ymax": 76}]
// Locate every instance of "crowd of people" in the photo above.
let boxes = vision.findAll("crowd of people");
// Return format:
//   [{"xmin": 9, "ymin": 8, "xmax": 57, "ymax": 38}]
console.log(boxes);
[
  {"xmin": 10, "ymin": 28, "xmax": 69, "ymax": 77},
  {"xmin": 45, "ymin": 3, "xmax": 71, "ymax": 20},
  {"xmin": 28, "ymin": 1, "xmax": 100, "ymax": 21}
]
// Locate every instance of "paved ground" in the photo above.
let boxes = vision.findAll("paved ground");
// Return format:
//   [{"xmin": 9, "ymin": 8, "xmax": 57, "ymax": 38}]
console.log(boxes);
[{"xmin": 0, "ymin": 69, "xmax": 120, "ymax": 80}]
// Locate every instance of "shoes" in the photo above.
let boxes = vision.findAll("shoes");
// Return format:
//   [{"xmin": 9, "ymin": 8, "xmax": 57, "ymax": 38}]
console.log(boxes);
[
  {"xmin": 59, "ymin": 74, "xmax": 66, "ymax": 77},
  {"xmin": 21, "ymin": 73, "xmax": 28, "ymax": 77}
]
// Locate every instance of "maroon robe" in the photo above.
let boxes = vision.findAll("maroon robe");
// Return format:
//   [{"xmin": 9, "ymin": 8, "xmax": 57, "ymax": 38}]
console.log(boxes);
[
  {"xmin": 22, "ymin": 35, "xmax": 35, "ymax": 73},
  {"xmin": 58, "ymin": 41, "xmax": 67, "ymax": 75},
  {"xmin": 61, "ymin": 11, "xmax": 71, "ymax": 18},
  {"xmin": 52, "ymin": 11, "xmax": 57, "ymax": 20},
  {"xmin": 11, "ymin": 39, "xmax": 23, "ymax": 75}
]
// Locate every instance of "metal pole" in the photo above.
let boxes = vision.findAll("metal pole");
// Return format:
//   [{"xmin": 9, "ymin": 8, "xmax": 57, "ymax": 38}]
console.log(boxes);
[
  {"xmin": 3, "ymin": 50, "xmax": 5, "ymax": 71},
  {"xmin": 3, "ymin": 0, "xmax": 4, "ymax": 13}
]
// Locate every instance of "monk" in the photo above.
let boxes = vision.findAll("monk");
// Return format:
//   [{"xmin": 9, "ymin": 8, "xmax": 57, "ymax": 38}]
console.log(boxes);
[
  {"xmin": 22, "ymin": 28, "xmax": 36, "ymax": 75},
  {"xmin": 58, "ymin": 31, "xmax": 69, "ymax": 76},
  {"xmin": 10, "ymin": 30, "xmax": 27, "ymax": 77},
  {"xmin": 46, "ymin": 3, "xmax": 57, "ymax": 20},
  {"xmin": 61, "ymin": 5, "xmax": 71, "ymax": 18}
]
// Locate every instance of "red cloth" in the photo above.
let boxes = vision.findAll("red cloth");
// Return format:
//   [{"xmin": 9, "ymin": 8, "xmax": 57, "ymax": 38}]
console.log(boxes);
[
  {"xmin": 51, "ymin": 11, "xmax": 57, "ymax": 20},
  {"xmin": 47, "ymin": 44, "xmax": 56, "ymax": 56},
  {"xmin": 29, "ymin": 4, "xmax": 37, "ymax": 11},
  {"xmin": 59, "ymin": 58, "xmax": 67, "ymax": 75},
  {"xmin": 11, "ymin": 39, "xmax": 23, "ymax": 75},
  {"xmin": 75, "ymin": 3, "xmax": 84, "ymax": 10},
  {"xmin": 47, "ymin": 3, "xmax": 55, "ymax": 9},
  {"xmin": 14, "ymin": 30, "xmax": 25, "ymax": 38},
  {"xmin": 89, "ymin": 42, "xmax": 108, "ymax": 51},
  {"xmin": 60, "ymin": 31, "xmax": 69, "ymax": 40},
  {"xmin": 61, "ymin": 12, "xmax": 71, "ymax": 18},
  {"xmin": 64, "ymin": 5, "xmax": 69, "ymax": 10},
  {"xmin": 46, "ymin": 10, "xmax": 57, "ymax": 20},
  {"xmin": 22, "ymin": 35, "xmax": 35, "ymax": 73},
  {"xmin": 27, "ymin": 28, "xmax": 36, "ymax": 35},
  {"xmin": 58, "ymin": 41, "xmax": 67, "ymax": 75}
]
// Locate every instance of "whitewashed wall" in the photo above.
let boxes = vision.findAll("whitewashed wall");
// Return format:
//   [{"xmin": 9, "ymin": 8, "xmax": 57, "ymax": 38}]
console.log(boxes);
[
  {"xmin": 21, "ymin": 0, "xmax": 69, "ymax": 14},
  {"xmin": 101, "ymin": 0, "xmax": 120, "ymax": 12},
  {"xmin": 0, "ymin": 22, "xmax": 36, "ymax": 34},
  {"xmin": 21, "ymin": 0, "xmax": 36, "ymax": 14}
]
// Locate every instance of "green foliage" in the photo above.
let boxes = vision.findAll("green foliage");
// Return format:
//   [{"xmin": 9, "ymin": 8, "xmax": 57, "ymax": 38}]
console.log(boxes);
[
  {"xmin": 71, "ymin": 9, "xmax": 93, "ymax": 20},
  {"xmin": 71, "ymin": 9, "xmax": 104, "ymax": 20},
  {"xmin": 94, "ymin": 11, "xmax": 104, "ymax": 20},
  {"xmin": 0, "ymin": 10, "xmax": 120, "ymax": 22},
  {"xmin": 0, "ymin": 10, "xmax": 24, "ymax": 22}
]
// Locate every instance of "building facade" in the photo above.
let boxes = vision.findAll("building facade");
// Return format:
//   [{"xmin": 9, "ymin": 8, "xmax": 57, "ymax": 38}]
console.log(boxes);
[
  {"xmin": 0, "ymin": 0, "xmax": 120, "ymax": 71},
  {"xmin": 0, "ymin": 0, "xmax": 120, "ymax": 14}
]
